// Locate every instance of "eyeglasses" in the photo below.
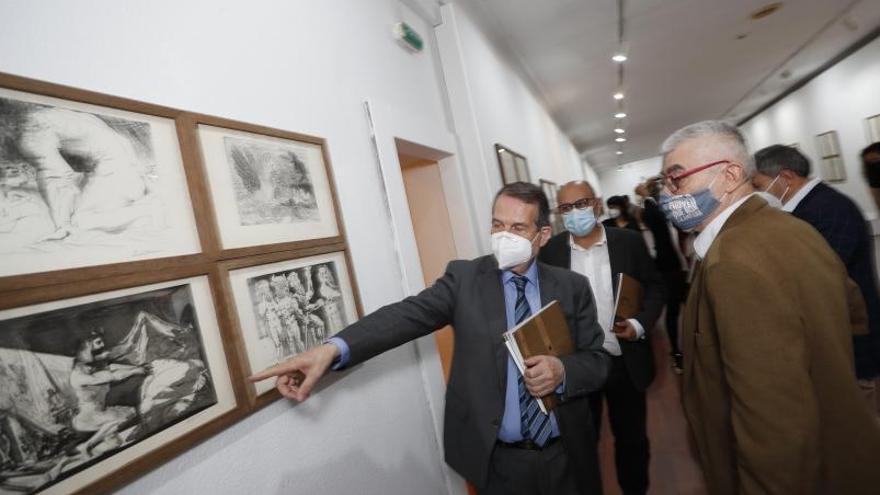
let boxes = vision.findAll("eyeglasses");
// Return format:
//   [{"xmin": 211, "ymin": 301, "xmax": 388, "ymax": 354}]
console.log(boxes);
[
  {"xmin": 661, "ymin": 160, "xmax": 730, "ymax": 193},
  {"xmin": 557, "ymin": 197, "xmax": 599, "ymax": 214}
]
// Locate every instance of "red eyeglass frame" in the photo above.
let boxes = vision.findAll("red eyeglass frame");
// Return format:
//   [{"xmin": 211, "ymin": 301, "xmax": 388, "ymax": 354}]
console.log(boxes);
[{"xmin": 662, "ymin": 159, "xmax": 730, "ymax": 192}]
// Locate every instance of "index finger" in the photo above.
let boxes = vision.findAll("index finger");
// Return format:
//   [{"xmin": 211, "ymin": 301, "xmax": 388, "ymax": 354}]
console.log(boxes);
[{"xmin": 249, "ymin": 359, "xmax": 300, "ymax": 382}]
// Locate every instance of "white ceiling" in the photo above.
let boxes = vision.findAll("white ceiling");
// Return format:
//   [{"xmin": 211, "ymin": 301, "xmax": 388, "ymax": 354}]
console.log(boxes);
[{"xmin": 455, "ymin": 0, "xmax": 880, "ymax": 171}]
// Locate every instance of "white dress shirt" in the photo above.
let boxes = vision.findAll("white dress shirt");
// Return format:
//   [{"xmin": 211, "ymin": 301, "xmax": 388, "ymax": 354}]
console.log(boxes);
[
  {"xmin": 568, "ymin": 228, "xmax": 644, "ymax": 356},
  {"xmin": 781, "ymin": 177, "xmax": 821, "ymax": 212}
]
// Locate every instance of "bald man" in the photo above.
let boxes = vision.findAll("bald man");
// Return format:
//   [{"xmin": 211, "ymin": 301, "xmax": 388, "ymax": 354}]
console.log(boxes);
[{"xmin": 539, "ymin": 180, "xmax": 665, "ymax": 495}]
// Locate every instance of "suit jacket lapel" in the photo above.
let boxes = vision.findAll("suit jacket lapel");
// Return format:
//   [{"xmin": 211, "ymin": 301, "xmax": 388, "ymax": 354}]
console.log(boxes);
[
  {"xmin": 605, "ymin": 228, "xmax": 623, "ymax": 297},
  {"xmin": 477, "ymin": 258, "xmax": 509, "ymax": 392},
  {"xmin": 538, "ymin": 262, "xmax": 560, "ymax": 308}
]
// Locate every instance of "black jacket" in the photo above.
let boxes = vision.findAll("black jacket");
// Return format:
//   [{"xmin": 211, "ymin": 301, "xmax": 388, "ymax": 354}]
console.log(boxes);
[
  {"xmin": 792, "ymin": 182, "xmax": 880, "ymax": 378},
  {"xmin": 337, "ymin": 255, "xmax": 609, "ymax": 492},
  {"xmin": 539, "ymin": 227, "xmax": 666, "ymax": 390}
]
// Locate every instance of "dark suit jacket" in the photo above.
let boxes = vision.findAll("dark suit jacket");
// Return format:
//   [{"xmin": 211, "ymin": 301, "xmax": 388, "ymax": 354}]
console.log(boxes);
[
  {"xmin": 792, "ymin": 181, "xmax": 880, "ymax": 378},
  {"xmin": 683, "ymin": 196, "xmax": 880, "ymax": 494},
  {"xmin": 336, "ymin": 255, "xmax": 610, "ymax": 492},
  {"xmin": 538, "ymin": 227, "xmax": 666, "ymax": 390},
  {"xmin": 642, "ymin": 197, "xmax": 683, "ymax": 272}
]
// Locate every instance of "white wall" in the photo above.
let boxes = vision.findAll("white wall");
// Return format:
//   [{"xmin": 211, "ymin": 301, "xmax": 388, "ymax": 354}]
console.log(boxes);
[
  {"xmin": 436, "ymin": 2, "xmax": 592, "ymax": 250},
  {"xmin": 741, "ymin": 35, "xmax": 880, "ymax": 220},
  {"xmin": 596, "ymin": 156, "xmax": 663, "ymax": 203},
  {"xmin": 0, "ymin": 0, "xmax": 592, "ymax": 494}
]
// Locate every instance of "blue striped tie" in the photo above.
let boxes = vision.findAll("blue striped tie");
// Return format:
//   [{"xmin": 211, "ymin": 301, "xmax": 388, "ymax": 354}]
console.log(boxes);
[{"xmin": 512, "ymin": 275, "xmax": 552, "ymax": 447}]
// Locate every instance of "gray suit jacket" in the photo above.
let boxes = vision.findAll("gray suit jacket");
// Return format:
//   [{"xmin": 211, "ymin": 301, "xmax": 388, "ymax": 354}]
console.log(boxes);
[{"xmin": 337, "ymin": 255, "xmax": 610, "ymax": 491}]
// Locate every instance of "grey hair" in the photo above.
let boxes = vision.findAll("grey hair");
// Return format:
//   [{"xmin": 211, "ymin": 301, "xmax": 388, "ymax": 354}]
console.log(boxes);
[{"xmin": 660, "ymin": 120, "xmax": 756, "ymax": 177}]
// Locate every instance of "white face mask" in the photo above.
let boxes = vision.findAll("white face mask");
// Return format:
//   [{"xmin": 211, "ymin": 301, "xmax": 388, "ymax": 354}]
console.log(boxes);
[
  {"xmin": 608, "ymin": 209, "xmax": 621, "ymax": 219},
  {"xmin": 756, "ymin": 191, "xmax": 783, "ymax": 209},
  {"xmin": 491, "ymin": 231, "xmax": 538, "ymax": 270}
]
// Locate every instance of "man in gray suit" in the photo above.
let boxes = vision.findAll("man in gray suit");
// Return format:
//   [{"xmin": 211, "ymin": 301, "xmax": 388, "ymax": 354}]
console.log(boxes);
[{"xmin": 252, "ymin": 182, "xmax": 610, "ymax": 494}]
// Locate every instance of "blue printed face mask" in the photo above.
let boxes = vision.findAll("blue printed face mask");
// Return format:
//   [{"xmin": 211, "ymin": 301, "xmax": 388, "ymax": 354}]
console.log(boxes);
[
  {"xmin": 563, "ymin": 207, "xmax": 597, "ymax": 237},
  {"xmin": 659, "ymin": 169, "xmax": 725, "ymax": 232}
]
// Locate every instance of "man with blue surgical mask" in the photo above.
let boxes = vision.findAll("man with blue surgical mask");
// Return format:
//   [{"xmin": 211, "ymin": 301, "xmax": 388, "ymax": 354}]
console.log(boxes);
[
  {"xmin": 658, "ymin": 120, "xmax": 880, "ymax": 494},
  {"xmin": 539, "ymin": 180, "xmax": 665, "ymax": 495}
]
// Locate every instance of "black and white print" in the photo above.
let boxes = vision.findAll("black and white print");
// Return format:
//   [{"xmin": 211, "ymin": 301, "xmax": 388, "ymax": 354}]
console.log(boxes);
[
  {"xmin": 224, "ymin": 136, "xmax": 319, "ymax": 226},
  {"xmin": 246, "ymin": 262, "xmax": 347, "ymax": 363},
  {"xmin": 0, "ymin": 285, "xmax": 216, "ymax": 494},
  {"xmin": 0, "ymin": 89, "xmax": 201, "ymax": 278}
]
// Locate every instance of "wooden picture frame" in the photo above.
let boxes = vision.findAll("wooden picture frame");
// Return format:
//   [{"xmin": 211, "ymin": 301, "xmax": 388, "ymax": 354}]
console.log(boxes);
[
  {"xmin": 866, "ymin": 114, "xmax": 880, "ymax": 144},
  {"xmin": 815, "ymin": 130, "xmax": 847, "ymax": 182},
  {"xmin": 539, "ymin": 179, "xmax": 563, "ymax": 234},
  {"xmin": 495, "ymin": 143, "xmax": 530, "ymax": 184},
  {"xmin": 0, "ymin": 264, "xmax": 248, "ymax": 495},
  {"xmin": 180, "ymin": 114, "xmax": 344, "ymax": 259},
  {"xmin": 216, "ymin": 245, "xmax": 363, "ymax": 410},
  {"xmin": 0, "ymin": 72, "xmax": 211, "ymax": 293}
]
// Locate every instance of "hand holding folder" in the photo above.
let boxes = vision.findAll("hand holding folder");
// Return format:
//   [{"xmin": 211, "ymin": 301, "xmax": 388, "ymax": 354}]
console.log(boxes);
[
  {"xmin": 612, "ymin": 273, "xmax": 643, "ymax": 341},
  {"xmin": 502, "ymin": 300, "xmax": 573, "ymax": 413}
]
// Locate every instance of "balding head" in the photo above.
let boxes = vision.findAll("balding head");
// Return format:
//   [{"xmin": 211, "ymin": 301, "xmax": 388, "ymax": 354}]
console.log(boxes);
[{"xmin": 558, "ymin": 180, "xmax": 595, "ymax": 203}]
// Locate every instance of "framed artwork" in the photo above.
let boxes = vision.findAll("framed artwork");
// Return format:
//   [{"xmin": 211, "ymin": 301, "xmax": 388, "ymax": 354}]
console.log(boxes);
[
  {"xmin": 0, "ymin": 73, "xmax": 205, "ymax": 291},
  {"xmin": 182, "ymin": 114, "xmax": 343, "ymax": 257},
  {"xmin": 0, "ymin": 270, "xmax": 243, "ymax": 495},
  {"xmin": 539, "ymin": 179, "xmax": 563, "ymax": 234},
  {"xmin": 495, "ymin": 144, "xmax": 530, "ymax": 184},
  {"xmin": 219, "ymin": 247, "xmax": 361, "ymax": 406},
  {"xmin": 815, "ymin": 131, "xmax": 846, "ymax": 182},
  {"xmin": 866, "ymin": 114, "xmax": 880, "ymax": 144}
]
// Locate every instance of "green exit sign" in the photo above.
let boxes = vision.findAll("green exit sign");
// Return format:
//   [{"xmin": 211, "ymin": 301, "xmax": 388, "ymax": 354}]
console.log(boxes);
[{"xmin": 394, "ymin": 22, "xmax": 424, "ymax": 53}]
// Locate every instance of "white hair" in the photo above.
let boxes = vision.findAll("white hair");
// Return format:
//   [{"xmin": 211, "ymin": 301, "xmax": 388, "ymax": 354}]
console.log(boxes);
[{"xmin": 660, "ymin": 120, "xmax": 755, "ymax": 177}]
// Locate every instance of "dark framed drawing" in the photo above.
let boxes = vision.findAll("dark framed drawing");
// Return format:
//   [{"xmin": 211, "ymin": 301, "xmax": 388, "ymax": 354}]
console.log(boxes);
[
  {"xmin": 183, "ymin": 115, "xmax": 343, "ymax": 258},
  {"xmin": 0, "ymin": 273, "xmax": 241, "ymax": 494},
  {"xmin": 495, "ymin": 144, "xmax": 530, "ymax": 184},
  {"xmin": 0, "ymin": 73, "xmax": 205, "ymax": 290},
  {"xmin": 540, "ymin": 179, "xmax": 563, "ymax": 234},
  {"xmin": 219, "ymin": 247, "xmax": 361, "ymax": 406}
]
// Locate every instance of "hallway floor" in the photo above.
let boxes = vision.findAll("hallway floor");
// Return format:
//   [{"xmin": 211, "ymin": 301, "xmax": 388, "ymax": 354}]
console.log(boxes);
[{"xmin": 597, "ymin": 329, "xmax": 707, "ymax": 495}]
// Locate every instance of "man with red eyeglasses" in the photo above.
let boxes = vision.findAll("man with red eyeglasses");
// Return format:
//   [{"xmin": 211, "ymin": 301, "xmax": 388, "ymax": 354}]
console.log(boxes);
[{"xmin": 658, "ymin": 120, "xmax": 880, "ymax": 494}]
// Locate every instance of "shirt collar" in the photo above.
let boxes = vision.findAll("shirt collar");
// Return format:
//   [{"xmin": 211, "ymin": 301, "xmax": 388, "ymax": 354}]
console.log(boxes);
[
  {"xmin": 781, "ymin": 177, "xmax": 821, "ymax": 212},
  {"xmin": 501, "ymin": 257, "xmax": 539, "ymax": 285},
  {"xmin": 693, "ymin": 193, "xmax": 756, "ymax": 259},
  {"xmin": 568, "ymin": 226, "xmax": 607, "ymax": 251}
]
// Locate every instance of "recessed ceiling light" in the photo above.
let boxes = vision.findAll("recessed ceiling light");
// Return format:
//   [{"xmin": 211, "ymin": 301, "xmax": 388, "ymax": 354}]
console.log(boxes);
[
  {"xmin": 750, "ymin": 2, "xmax": 783, "ymax": 21},
  {"xmin": 612, "ymin": 53, "xmax": 628, "ymax": 63},
  {"xmin": 616, "ymin": 150, "xmax": 624, "ymax": 155},
  {"xmin": 615, "ymin": 137, "xmax": 627, "ymax": 143},
  {"xmin": 614, "ymin": 112, "xmax": 627, "ymax": 118},
  {"xmin": 614, "ymin": 128, "xmax": 625, "ymax": 134},
  {"xmin": 613, "ymin": 92, "xmax": 625, "ymax": 100}
]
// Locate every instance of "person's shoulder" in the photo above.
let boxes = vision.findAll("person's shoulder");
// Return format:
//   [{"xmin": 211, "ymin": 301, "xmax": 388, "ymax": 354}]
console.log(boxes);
[
  {"xmin": 538, "ymin": 260, "xmax": 588, "ymax": 288},
  {"xmin": 445, "ymin": 255, "xmax": 495, "ymax": 274}
]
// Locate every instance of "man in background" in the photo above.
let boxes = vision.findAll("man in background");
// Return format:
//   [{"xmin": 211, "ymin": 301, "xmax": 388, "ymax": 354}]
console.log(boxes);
[
  {"xmin": 754, "ymin": 144, "xmax": 880, "ymax": 414},
  {"xmin": 540, "ymin": 180, "xmax": 665, "ymax": 495}
]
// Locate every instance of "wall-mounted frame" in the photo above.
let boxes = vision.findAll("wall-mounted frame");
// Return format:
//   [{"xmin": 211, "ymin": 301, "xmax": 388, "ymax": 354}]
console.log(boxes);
[
  {"xmin": 217, "ymin": 246, "xmax": 362, "ymax": 409},
  {"xmin": 0, "ymin": 264, "xmax": 247, "ymax": 495},
  {"xmin": 539, "ymin": 179, "xmax": 563, "ymax": 234},
  {"xmin": 815, "ymin": 130, "xmax": 847, "ymax": 182},
  {"xmin": 181, "ymin": 114, "xmax": 343, "ymax": 259},
  {"xmin": 0, "ymin": 73, "xmax": 210, "ymax": 292},
  {"xmin": 495, "ymin": 143, "xmax": 530, "ymax": 184},
  {"xmin": 866, "ymin": 114, "xmax": 880, "ymax": 144}
]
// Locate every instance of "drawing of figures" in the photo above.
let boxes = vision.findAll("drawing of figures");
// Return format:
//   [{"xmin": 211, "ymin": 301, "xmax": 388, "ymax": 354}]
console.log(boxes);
[
  {"xmin": 253, "ymin": 280, "xmax": 286, "ymax": 362},
  {"xmin": 270, "ymin": 274, "xmax": 305, "ymax": 357},
  {"xmin": 0, "ymin": 285, "xmax": 217, "ymax": 494},
  {"xmin": 288, "ymin": 268, "xmax": 325, "ymax": 349},
  {"xmin": 223, "ymin": 136, "xmax": 319, "ymax": 226},
  {"xmin": 315, "ymin": 264, "xmax": 347, "ymax": 333}
]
